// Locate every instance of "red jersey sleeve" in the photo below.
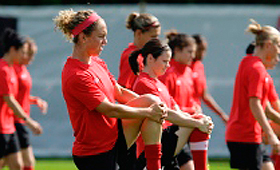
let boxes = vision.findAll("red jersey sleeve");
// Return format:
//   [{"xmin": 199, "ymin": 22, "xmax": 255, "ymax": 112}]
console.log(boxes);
[
  {"xmin": 0, "ymin": 69, "xmax": 12, "ymax": 96},
  {"xmin": 68, "ymin": 73, "xmax": 106, "ymax": 111},
  {"xmin": 247, "ymin": 66, "xmax": 266, "ymax": 99},
  {"xmin": 268, "ymin": 77, "xmax": 279, "ymax": 102}
]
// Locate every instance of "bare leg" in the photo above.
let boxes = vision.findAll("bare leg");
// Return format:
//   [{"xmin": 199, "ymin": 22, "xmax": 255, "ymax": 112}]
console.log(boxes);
[
  {"xmin": 0, "ymin": 158, "xmax": 4, "ymax": 170},
  {"xmin": 175, "ymin": 127, "xmax": 195, "ymax": 170},
  {"xmin": 141, "ymin": 119, "xmax": 162, "ymax": 145},
  {"xmin": 122, "ymin": 94, "xmax": 163, "ymax": 170},
  {"xmin": 21, "ymin": 146, "xmax": 35, "ymax": 168},
  {"xmin": 262, "ymin": 161, "xmax": 275, "ymax": 170},
  {"xmin": 5, "ymin": 152, "xmax": 23, "ymax": 170},
  {"xmin": 174, "ymin": 127, "xmax": 193, "ymax": 155},
  {"xmin": 180, "ymin": 160, "xmax": 195, "ymax": 170},
  {"xmin": 122, "ymin": 94, "xmax": 163, "ymax": 147}
]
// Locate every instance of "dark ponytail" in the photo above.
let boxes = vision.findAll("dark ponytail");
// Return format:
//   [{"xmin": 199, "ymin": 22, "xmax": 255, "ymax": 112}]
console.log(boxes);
[
  {"xmin": 0, "ymin": 28, "xmax": 26, "ymax": 57},
  {"xmin": 165, "ymin": 31, "xmax": 195, "ymax": 57},
  {"xmin": 129, "ymin": 38, "xmax": 170, "ymax": 75},
  {"xmin": 192, "ymin": 34, "xmax": 204, "ymax": 45},
  {"xmin": 129, "ymin": 50, "xmax": 142, "ymax": 75}
]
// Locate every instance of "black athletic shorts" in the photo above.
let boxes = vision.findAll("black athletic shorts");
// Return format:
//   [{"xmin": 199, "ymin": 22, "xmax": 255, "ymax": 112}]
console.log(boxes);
[
  {"xmin": 0, "ymin": 132, "xmax": 20, "ymax": 158},
  {"xmin": 177, "ymin": 143, "xmax": 193, "ymax": 167},
  {"xmin": 227, "ymin": 141, "xmax": 262, "ymax": 170},
  {"xmin": 15, "ymin": 123, "xmax": 30, "ymax": 149},
  {"xmin": 136, "ymin": 125, "xmax": 181, "ymax": 170},
  {"xmin": 73, "ymin": 119, "xmax": 130, "ymax": 170}
]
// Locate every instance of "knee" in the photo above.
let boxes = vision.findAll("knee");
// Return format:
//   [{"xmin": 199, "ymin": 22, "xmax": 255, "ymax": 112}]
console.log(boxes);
[
  {"xmin": 127, "ymin": 94, "xmax": 162, "ymax": 108},
  {"xmin": 10, "ymin": 161, "xmax": 23, "ymax": 170},
  {"xmin": 23, "ymin": 157, "xmax": 35, "ymax": 167},
  {"xmin": 0, "ymin": 159, "xmax": 4, "ymax": 169},
  {"xmin": 21, "ymin": 148, "xmax": 36, "ymax": 167},
  {"xmin": 140, "ymin": 94, "xmax": 162, "ymax": 105},
  {"xmin": 189, "ymin": 128, "xmax": 210, "ymax": 142}
]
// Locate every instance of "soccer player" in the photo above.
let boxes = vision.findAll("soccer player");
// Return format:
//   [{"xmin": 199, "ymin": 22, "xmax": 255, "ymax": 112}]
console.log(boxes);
[
  {"xmin": 54, "ymin": 9, "xmax": 168, "ymax": 170},
  {"xmin": 0, "ymin": 28, "xmax": 42, "ymax": 170},
  {"xmin": 118, "ymin": 12, "xmax": 161, "ymax": 90},
  {"xmin": 13, "ymin": 37, "xmax": 48, "ymax": 170},
  {"xmin": 246, "ymin": 42, "xmax": 276, "ymax": 170},
  {"xmin": 129, "ymin": 38, "xmax": 213, "ymax": 169},
  {"xmin": 159, "ymin": 31, "xmax": 209, "ymax": 170},
  {"xmin": 118, "ymin": 12, "xmax": 162, "ymax": 168},
  {"xmin": 226, "ymin": 19, "xmax": 280, "ymax": 170},
  {"xmin": 191, "ymin": 34, "xmax": 228, "ymax": 124}
]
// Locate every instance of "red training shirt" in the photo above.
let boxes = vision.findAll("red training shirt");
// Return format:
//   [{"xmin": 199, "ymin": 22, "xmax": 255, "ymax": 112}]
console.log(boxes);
[
  {"xmin": 62, "ymin": 56, "xmax": 118, "ymax": 156},
  {"xmin": 159, "ymin": 59, "xmax": 197, "ymax": 114},
  {"xmin": 13, "ymin": 64, "xmax": 32, "ymax": 124},
  {"xmin": 118, "ymin": 43, "xmax": 143, "ymax": 90},
  {"xmin": 226, "ymin": 56, "xmax": 270, "ymax": 143},
  {"xmin": 191, "ymin": 60, "xmax": 207, "ymax": 106},
  {"xmin": 133, "ymin": 72, "xmax": 175, "ymax": 129},
  {"xmin": 133, "ymin": 72, "xmax": 175, "ymax": 156},
  {"xmin": 0, "ymin": 59, "xmax": 18, "ymax": 134},
  {"xmin": 268, "ymin": 75, "xmax": 279, "ymax": 103}
]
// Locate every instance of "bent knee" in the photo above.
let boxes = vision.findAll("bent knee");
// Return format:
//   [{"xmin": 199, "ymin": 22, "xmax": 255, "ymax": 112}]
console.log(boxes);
[
  {"xmin": 23, "ymin": 158, "xmax": 35, "ymax": 167},
  {"xmin": 126, "ymin": 94, "xmax": 162, "ymax": 107},
  {"xmin": 140, "ymin": 94, "xmax": 162, "ymax": 105},
  {"xmin": 9, "ymin": 162, "xmax": 23, "ymax": 170}
]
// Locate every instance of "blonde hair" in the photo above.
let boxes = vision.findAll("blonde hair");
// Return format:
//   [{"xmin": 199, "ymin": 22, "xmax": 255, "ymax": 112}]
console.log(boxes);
[
  {"xmin": 53, "ymin": 9, "xmax": 96, "ymax": 42},
  {"xmin": 246, "ymin": 19, "xmax": 280, "ymax": 47},
  {"xmin": 25, "ymin": 37, "xmax": 37, "ymax": 57},
  {"xmin": 126, "ymin": 12, "xmax": 160, "ymax": 33}
]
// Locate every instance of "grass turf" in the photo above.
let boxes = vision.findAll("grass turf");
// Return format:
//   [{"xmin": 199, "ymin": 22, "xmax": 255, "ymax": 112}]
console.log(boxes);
[{"xmin": 3, "ymin": 159, "xmax": 231, "ymax": 170}]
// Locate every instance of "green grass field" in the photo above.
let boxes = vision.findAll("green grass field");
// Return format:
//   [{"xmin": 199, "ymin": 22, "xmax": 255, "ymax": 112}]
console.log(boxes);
[{"xmin": 3, "ymin": 159, "xmax": 232, "ymax": 170}]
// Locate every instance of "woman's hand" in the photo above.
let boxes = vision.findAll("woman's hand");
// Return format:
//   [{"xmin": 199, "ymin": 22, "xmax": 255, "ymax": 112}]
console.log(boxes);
[
  {"xmin": 149, "ymin": 103, "xmax": 168, "ymax": 124},
  {"xmin": 25, "ymin": 118, "xmax": 43, "ymax": 135},
  {"xmin": 194, "ymin": 114, "xmax": 214, "ymax": 134},
  {"xmin": 36, "ymin": 98, "xmax": 48, "ymax": 114}
]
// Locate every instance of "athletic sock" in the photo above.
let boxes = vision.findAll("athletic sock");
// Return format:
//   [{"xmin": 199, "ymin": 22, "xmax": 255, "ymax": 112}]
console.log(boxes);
[
  {"xmin": 190, "ymin": 149, "xmax": 208, "ymax": 170},
  {"xmin": 189, "ymin": 129, "xmax": 210, "ymax": 170},
  {"xmin": 274, "ymin": 154, "xmax": 280, "ymax": 170},
  {"xmin": 24, "ymin": 166, "xmax": 34, "ymax": 170},
  {"xmin": 271, "ymin": 153, "xmax": 277, "ymax": 163},
  {"xmin": 145, "ymin": 144, "xmax": 162, "ymax": 170}
]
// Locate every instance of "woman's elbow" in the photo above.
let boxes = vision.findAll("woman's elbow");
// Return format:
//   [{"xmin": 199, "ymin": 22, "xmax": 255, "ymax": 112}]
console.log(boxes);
[{"xmin": 101, "ymin": 108, "xmax": 120, "ymax": 118}]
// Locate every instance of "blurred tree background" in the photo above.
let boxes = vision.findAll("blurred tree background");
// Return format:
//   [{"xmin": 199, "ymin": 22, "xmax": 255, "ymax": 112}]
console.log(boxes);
[{"xmin": 0, "ymin": 0, "xmax": 279, "ymax": 5}]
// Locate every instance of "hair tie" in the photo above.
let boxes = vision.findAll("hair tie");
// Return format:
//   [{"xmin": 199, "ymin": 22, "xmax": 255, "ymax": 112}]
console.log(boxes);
[
  {"xmin": 72, "ymin": 13, "xmax": 101, "ymax": 36},
  {"xmin": 142, "ymin": 21, "xmax": 160, "ymax": 31}
]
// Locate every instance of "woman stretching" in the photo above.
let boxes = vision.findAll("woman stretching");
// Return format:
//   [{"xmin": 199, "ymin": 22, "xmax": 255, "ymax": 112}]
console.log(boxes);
[
  {"xmin": 54, "ymin": 9, "xmax": 168, "ymax": 170},
  {"xmin": 129, "ymin": 38, "xmax": 213, "ymax": 170}
]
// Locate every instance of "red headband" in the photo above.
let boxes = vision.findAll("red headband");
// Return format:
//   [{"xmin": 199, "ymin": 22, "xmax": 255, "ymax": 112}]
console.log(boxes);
[
  {"xmin": 143, "ymin": 21, "xmax": 160, "ymax": 31},
  {"xmin": 72, "ymin": 13, "xmax": 101, "ymax": 36}
]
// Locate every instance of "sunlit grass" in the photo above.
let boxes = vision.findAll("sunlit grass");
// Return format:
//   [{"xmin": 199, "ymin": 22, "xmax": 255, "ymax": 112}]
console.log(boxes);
[{"xmin": 3, "ymin": 158, "xmax": 231, "ymax": 170}]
